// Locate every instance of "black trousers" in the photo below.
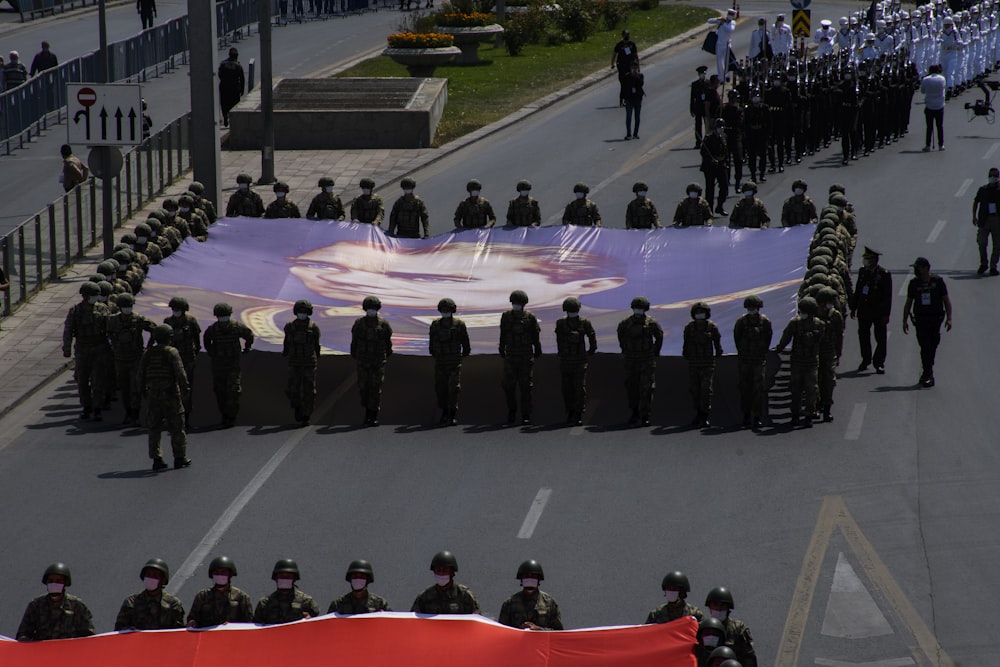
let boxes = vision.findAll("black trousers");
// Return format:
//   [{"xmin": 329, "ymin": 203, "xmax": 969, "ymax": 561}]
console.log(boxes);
[
  {"xmin": 924, "ymin": 108, "xmax": 944, "ymax": 148},
  {"xmin": 914, "ymin": 314, "xmax": 944, "ymax": 377},
  {"xmin": 857, "ymin": 316, "xmax": 888, "ymax": 368}
]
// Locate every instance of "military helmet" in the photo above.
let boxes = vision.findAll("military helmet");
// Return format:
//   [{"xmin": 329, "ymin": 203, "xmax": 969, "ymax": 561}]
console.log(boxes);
[
  {"xmin": 698, "ymin": 617, "xmax": 726, "ymax": 637},
  {"xmin": 181, "ymin": 194, "xmax": 197, "ymax": 207},
  {"xmin": 690, "ymin": 301, "xmax": 711, "ymax": 318},
  {"xmin": 213, "ymin": 302, "xmax": 233, "ymax": 317},
  {"xmin": 437, "ymin": 297, "xmax": 457, "ymax": 313},
  {"xmin": 189, "ymin": 181, "xmax": 205, "ymax": 196},
  {"xmin": 147, "ymin": 209, "xmax": 166, "ymax": 222},
  {"xmin": 116, "ymin": 292, "xmax": 135, "ymax": 308},
  {"xmin": 362, "ymin": 295, "xmax": 382, "ymax": 311},
  {"xmin": 345, "ymin": 559, "xmax": 375, "ymax": 583},
  {"xmin": 741, "ymin": 180, "xmax": 757, "ymax": 193},
  {"xmin": 466, "ymin": 179, "xmax": 482, "ymax": 192},
  {"xmin": 42, "ymin": 562, "xmax": 72, "ymax": 586},
  {"xmin": 743, "ymin": 294, "xmax": 763, "ymax": 309},
  {"xmin": 97, "ymin": 260, "xmax": 117, "ymax": 276},
  {"xmin": 106, "ymin": 258, "xmax": 120, "ymax": 272},
  {"xmin": 707, "ymin": 647, "xmax": 738, "ymax": 662},
  {"xmin": 80, "ymin": 282, "xmax": 101, "ymax": 297},
  {"xmin": 633, "ymin": 181, "xmax": 649, "ymax": 193},
  {"xmin": 400, "ymin": 177, "xmax": 416, "ymax": 189},
  {"xmin": 829, "ymin": 183, "xmax": 845, "ymax": 195},
  {"xmin": 630, "ymin": 295, "xmax": 650, "ymax": 311},
  {"xmin": 146, "ymin": 218, "xmax": 164, "ymax": 233},
  {"xmin": 430, "ymin": 551, "xmax": 458, "ymax": 572},
  {"xmin": 163, "ymin": 197, "xmax": 178, "ymax": 209},
  {"xmin": 236, "ymin": 173, "xmax": 253, "ymax": 185},
  {"xmin": 271, "ymin": 558, "xmax": 300, "ymax": 580},
  {"xmin": 573, "ymin": 182, "xmax": 590, "ymax": 194},
  {"xmin": 151, "ymin": 324, "xmax": 173, "ymax": 344},
  {"xmin": 360, "ymin": 177, "xmax": 375, "ymax": 189},
  {"xmin": 97, "ymin": 281, "xmax": 113, "ymax": 297},
  {"xmin": 562, "ymin": 296, "xmax": 581, "ymax": 313},
  {"xmin": 168, "ymin": 296, "xmax": 189, "ymax": 311},
  {"xmin": 792, "ymin": 179, "xmax": 808, "ymax": 192},
  {"xmin": 812, "ymin": 246, "xmax": 834, "ymax": 259},
  {"xmin": 807, "ymin": 255, "xmax": 831, "ymax": 268},
  {"xmin": 660, "ymin": 571, "xmax": 691, "ymax": 592},
  {"xmin": 509, "ymin": 290, "xmax": 529, "ymax": 305},
  {"xmin": 134, "ymin": 222, "xmax": 152, "ymax": 237},
  {"xmin": 318, "ymin": 176, "xmax": 335, "ymax": 188},
  {"xmin": 112, "ymin": 250, "xmax": 132, "ymax": 267},
  {"xmin": 121, "ymin": 232, "xmax": 137, "ymax": 245},
  {"xmin": 705, "ymin": 586, "xmax": 735, "ymax": 609},
  {"xmin": 140, "ymin": 558, "xmax": 170, "ymax": 585},
  {"xmin": 208, "ymin": 555, "xmax": 237, "ymax": 577},
  {"xmin": 273, "ymin": 181, "xmax": 290, "ymax": 193},
  {"xmin": 817, "ymin": 287, "xmax": 838, "ymax": 304},
  {"xmin": 798, "ymin": 296, "xmax": 819, "ymax": 315},
  {"xmin": 686, "ymin": 182, "xmax": 703, "ymax": 195},
  {"xmin": 293, "ymin": 299, "xmax": 313, "ymax": 315},
  {"xmin": 727, "ymin": 89, "xmax": 739, "ymax": 100},
  {"xmin": 516, "ymin": 559, "xmax": 545, "ymax": 581},
  {"xmin": 516, "ymin": 179, "xmax": 532, "ymax": 192},
  {"xmin": 88, "ymin": 274, "xmax": 104, "ymax": 284},
  {"xmin": 718, "ymin": 660, "xmax": 743, "ymax": 667},
  {"xmin": 830, "ymin": 194, "xmax": 848, "ymax": 208}
]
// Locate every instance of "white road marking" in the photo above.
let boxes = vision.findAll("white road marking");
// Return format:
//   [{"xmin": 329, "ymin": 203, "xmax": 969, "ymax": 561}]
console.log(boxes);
[
  {"xmin": 517, "ymin": 487, "xmax": 552, "ymax": 539},
  {"xmin": 925, "ymin": 219, "xmax": 947, "ymax": 243},
  {"xmin": 844, "ymin": 403, "xmax": 866, "ymax": 441},
  {"xmin": 815, "ymin": 659, "xmax": 915, "ymax": 667},
  {"xmin": 821, "ymin": 553, "xmax": 893, "ymax": 638},
  {"xmin": 955, "ymin": 178, "xmax": 973, "ymax": 198},
  {"xmin": 984, "ymin": 142, "xmax": 1000, "ymax": 160}
]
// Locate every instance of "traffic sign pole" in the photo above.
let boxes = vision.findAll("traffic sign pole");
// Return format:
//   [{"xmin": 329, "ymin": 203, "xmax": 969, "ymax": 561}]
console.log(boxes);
[{"xmin": 99, "ymin": 0, "xmax": 113, "ymax": 260}]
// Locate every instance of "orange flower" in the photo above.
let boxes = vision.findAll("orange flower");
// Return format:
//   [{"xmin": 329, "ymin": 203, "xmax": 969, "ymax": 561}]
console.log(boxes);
[{"xmin": 386, "ymin": 32, "xmax": 456, "ymax": 48}]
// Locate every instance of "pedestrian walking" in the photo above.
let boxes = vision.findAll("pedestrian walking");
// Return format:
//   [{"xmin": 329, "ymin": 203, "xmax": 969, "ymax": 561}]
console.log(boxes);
[
  {"xmin": 60, "ymin": 144, "xmax": 89, "ymax": 193},
  {"xmin": 691, "ymin": 66, "xmax": 709, "ymax": 148},
  {"xmin": 902, "ymin": 257, "xmax": 952, "ymax": 387},
  {"xmin": 920, "ymin": 64, "xmax": 946, "ymax": 151},
  {"xmin": 972, "ymin": 167, "xmax": 1000, "ymax": 275},
  {"xmin": 850, "ymin": 247, "xmax": 892, "ymax": 373},
  {"xmin": 218, "ymin": 48, "xmax": 245, "ymax": 127},
  {"xmin": 138, "ymin": 325, "xmax": 191, "ymax": 470},
  {"xmin": 623, "ymin": 62, "xmax": 644, "ymax": 140},
  {"xmin": 29, "ymin": 41, "xmax": 57, "ymax": 76},
  {"xmin": 137, "ymin": 0, "xmax": 157, "ymax": 29},
  {"xmin": 611, "ymin": 29, "xmax": 639, "ymax": 107},
  {"xmin": 3, "ymin": 51, "xmax": 27, "ymax": 90}
]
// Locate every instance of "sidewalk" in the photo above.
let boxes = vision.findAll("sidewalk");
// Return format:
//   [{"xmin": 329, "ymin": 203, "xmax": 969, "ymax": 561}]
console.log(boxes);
[{"xmin": 0, "ymin": 20, "xmax": 709, "ymax": 422}]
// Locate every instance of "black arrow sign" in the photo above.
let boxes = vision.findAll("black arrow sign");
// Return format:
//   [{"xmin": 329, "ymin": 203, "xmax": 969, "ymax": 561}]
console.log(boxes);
[
  {"xmin": 73, "ymin": 108, "xmax": 90, "ymax": 140},
  {"xmin": 128, "ymin": 108, "xmax": 137, "ymax": 142},
  {"xmin": 115, "ymin": 107, "xmax": 123, "ymax": 141},
  {"xmin": 99, "ymin": 106, "xmax": 109, "ymax": 140}
]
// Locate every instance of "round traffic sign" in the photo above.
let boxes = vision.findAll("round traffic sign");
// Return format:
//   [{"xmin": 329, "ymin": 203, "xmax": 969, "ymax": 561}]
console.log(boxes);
[
  {"xmin": 77, "ymin": 87, "xmax": 97, "ymax": 107},
  {"xmin": 790, "ymin": 0, "xmax": 810, "ymax": 9}
]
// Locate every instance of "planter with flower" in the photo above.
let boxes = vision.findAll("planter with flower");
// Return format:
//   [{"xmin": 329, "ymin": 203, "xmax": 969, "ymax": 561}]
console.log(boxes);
[
  {"xmin": 432, "ymin": 12, "xmax": 504, "ymax": 64},
  {"xmin": 383, "ymin": 32, "xmax": 461, "ymax": 77}
]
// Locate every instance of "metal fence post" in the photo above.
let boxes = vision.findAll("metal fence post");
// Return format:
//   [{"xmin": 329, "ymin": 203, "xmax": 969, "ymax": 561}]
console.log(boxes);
[
  {"xmin": 34, "ymin": 214, "xmax": 42, "ymax": 289},
  {"xmin": 125, "ymin": 151, "xmax": 133, "ymax": 218},
  {"xmin": 17, "ymin": 226, "xmax": 26, "ymax": 303},
  {"xmin": 1, "ymin": 237, "xmax": 9, "ymax": 317},
  {"xmin": 75, "ymin": 188, "xmax": 84, "ymax": 258},
  {"xmin": 48, "ymin": 204, "xmax": 57, "ymax": 281}
]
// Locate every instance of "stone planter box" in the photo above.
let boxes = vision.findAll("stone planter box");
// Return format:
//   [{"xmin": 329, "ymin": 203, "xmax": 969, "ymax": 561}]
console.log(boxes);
[
  {"xmin": 433, "ymin": 24, "xmax": 504, "ymax": 64},
  {"xmin": 383, "ymin": 46, "xmax": 462, "ymax": 77}
]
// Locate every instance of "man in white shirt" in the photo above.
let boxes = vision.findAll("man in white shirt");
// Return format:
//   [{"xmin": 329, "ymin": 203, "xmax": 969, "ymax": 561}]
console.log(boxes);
[
  {"xmin": 707, "ymin": 9, "xmax": 737, "ymax": 81},
  {"xmin": 920, "ymin": 63, "xmax": 946, "ymax": 151},
  {"xmin": 748, "ymin": 17, "xmax": 771, "ymax": 61},
  {"xmin": 771, "ymin": 14, "xmax": 793, "ymax": 58}
]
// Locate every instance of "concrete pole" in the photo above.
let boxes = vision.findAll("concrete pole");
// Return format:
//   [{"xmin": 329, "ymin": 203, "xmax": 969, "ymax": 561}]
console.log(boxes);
[
  {"xmin": 259, "ymin": 0, "xmax": 275, "ymax": 184},
  {"xmin": 188, "ymin": 0, "xmax": 222, "ymax": 209},
  {"xmin": 99, "ymin": 0, "xmax": 113, "ymax": 259}
]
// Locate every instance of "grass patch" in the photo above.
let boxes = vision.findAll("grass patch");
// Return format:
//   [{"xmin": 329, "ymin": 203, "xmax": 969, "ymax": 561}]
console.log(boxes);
[{"xmin": 335, "ymin": 4, "xmax": 714, "ymax": 146}]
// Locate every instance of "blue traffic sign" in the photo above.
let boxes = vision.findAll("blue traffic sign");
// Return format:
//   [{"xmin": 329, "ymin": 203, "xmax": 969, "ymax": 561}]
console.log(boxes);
[{"xmin": 790, "ymin": 0, "xmax": 810, "ymax": 9}]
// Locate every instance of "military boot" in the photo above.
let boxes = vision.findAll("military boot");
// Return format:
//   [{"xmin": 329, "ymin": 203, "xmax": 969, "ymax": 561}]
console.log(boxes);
[{"xmin": 152, "ymin": 457, "xmax": 168, "ymax": 471}]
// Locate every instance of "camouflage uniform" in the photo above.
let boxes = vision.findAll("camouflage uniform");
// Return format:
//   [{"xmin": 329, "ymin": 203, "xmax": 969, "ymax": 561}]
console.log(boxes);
[
  {"xmin": 203, "ymin": 319, "xmax": 254, "ymax": 425},
  {"xmin": 554, "ymin": 315, "xmax": 597, "ymax": 419},
  {"xmin": 729, "ymin": 197, "xmax": 771, "ymax": 228},
  {"xmin": 498, "ymin": 590, "xmax": 564, "ymax": 630},
  {"xmin": 179, "ymin": 206, "xmax": 209, "ymax": 241},
  {"xmin": 165, "ymin": 213, "xmax": 191, "ymax": 240},
  {"xmin": 672, "ymin": 197, "xmax": 713, "ymax": 227},
  {"xmin": 306, "ymin": 193, "xmax": 345, "ymax": 220},
  {"xmin": 114, "ymin": 590, "xmax": 186, "ymax": 630},
  {"xmin": 16, "ymin": 594, "xmax": 95, "ymax": 640},
  {"xmin": 816, "ymin": 305, "xmax": 844, "ymax": 418},
  {"xmin": 62, "ymin": 298, "xmax": 110, "ymax": 415},
  {"xmin": 351, "ymin": 194, "xmax": 384, "ymax": 225},
  {"xmin": 562, "ymin": 198, "xmax": 602, "ymax": 226},
  {"xmin": 411, "ymin": 583, "xmax": 480, "ymax": 614},
  {"xmin": 106, "ymin": 310, "xmax": 154, "ymax": 419},
  {"xmin": 780, "ymin": 195, "xmax": 818, "ymax": 226},
  {"xmin": 195, "ymin": 196, "xmax": 218, "ymax": 223},
  {"xmin": 283, "ymin": 317, "xmax": 321, "ymax": 421},
  {"xmin": 733, "ymin": 312, "xmax": 773, "ymax": 421},
  {"xmin": 429, "ymin": 316, "xmax": 471, "ymax": 416},
  {"xmin": 187, "ymin": 586, "xmax": 254, "ymax": 627},
  {"xmin": 328, "ymin": 591, "xmax": 391, "ymax": 614},
  {"xmin": 138, "ymin": 343, "xmax": 189, "ymax": 462},
  {"xmin": 264, "ymin": 197, "xmax": 302, "ymax": 219},
  {"xmin": 350, "ymin": 315, "xmax": 393, "ymax": 414},
  {"xmin": 682, "ymin": 319, "xmax": 723, "ymax": 417},
  {"xmin": 723, "ymin": 615, "xmax": 758, "ymax": 667},
  {"xmin": 226, "ymin": 189, "xmax": 265, "ymax": 217},
  {"xmin": 506, "ymin": 196, "xmax": 541, "ymax": 227},
  {"xmin": 134, "ymin": 240, "xmax": 163, "ymax": 265},
  {"xmin": 775, "ymin": 316, "xmax": 826, "ymax": 421},
  {"xmin": 454, "ymin": 196, "xmax": 496, "ymax": 228},
  {"xmin": 164, "ymin": 313, "xmax": 201, "ymax": 421},
  {"xmin": 625, "ymin": 197, "xmax": 660, "ymax": 229},
  {"xmin": 252, "ymin": 588, "xmax": 321, "ymax": 625},
  {"xmin": 617, "ymin": 313, "xmax": 664, "ymax": 421},
  {"xmin": 499, "ymin": 309, "xmax": 542, "ymax": 418},
  {"xmin": 388, "ymin": 195, "xmax": 430, "ymax": 238},
  {"xmin": 645, "ymin": 600, "xmax": 704, "ymax": 624}
]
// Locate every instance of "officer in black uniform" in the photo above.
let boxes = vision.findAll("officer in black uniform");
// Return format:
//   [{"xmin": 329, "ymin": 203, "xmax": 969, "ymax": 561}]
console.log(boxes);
[
  {"xmin": 902, "ymin": 257, "xmax": 952, "ymax": 387},
  {"xmin": 690, "ymin": 65, "xmax": 709, "ymax": 148},
  {"xmin": 850, "ymin": 247, "xmax": 892, "ymax": 374},
  {"xmin": 721, "ymin": 90, "xmax": 745, "ymax": 190}
]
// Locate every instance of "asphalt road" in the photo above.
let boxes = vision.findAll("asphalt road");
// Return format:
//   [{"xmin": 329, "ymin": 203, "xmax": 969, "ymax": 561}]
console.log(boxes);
[{"xmin": 1, "ymin": 2, "xmax": 999, "ymax": 666}]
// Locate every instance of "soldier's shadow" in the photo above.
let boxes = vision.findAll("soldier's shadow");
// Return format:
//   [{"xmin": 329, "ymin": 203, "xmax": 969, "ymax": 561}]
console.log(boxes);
[
  {"xmin": 871, "ymin": 383, "xmax": 923, "ymax": 392},
  {"xmin": 247, "ymin": 424, "xmax": 304, "ymax": 436},
  {"xmin": 394, "ymin": 424, "xmax": 440, "ymax": 433},
  {"xmin": 97, "ymin": 469, "xmax": 162, "ymax": 479},
  {"xmin": 462, "ymin": 423, "xmax": 513, "ymax": 433}
]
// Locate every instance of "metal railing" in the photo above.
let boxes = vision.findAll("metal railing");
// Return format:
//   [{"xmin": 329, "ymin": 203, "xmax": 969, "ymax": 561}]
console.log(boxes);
[
  {"xmin": 15, "ymin": 0, "xmax": 100, "ymax": 23},
  {"xmin": 0, "ymin": 112, "xmax": 192, "ymax": 318}
]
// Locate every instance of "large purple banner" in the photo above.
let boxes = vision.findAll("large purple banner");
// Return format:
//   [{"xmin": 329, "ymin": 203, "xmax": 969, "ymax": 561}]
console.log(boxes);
[{"xmin": 139, "ymin": 218, "xmax": 810, "ymax": 356}]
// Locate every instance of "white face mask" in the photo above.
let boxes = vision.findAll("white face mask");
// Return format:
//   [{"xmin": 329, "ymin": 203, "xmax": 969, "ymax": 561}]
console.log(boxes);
[
  {"xmin": 826, "ymin": 303, "xmax": 835, "ymax": 311},
  {"xmin": 743, "ymin": 191, "xmax": 754, "ymax": 199},
  {"xmin": 794, "ymin": 188, "xmax": 805, "ymax": 196},
  {"xmin": 751, "ymin": 96, "xmax": 761, "ymax": 103},
  {"xmin": 512, "ymin": 303, "xmax": 524, "ymax": 312},
  {"xmin": 575, "ymin": 192, "xmax": 585, "ymax": 199},
  {"xmin": 687, "ymin": 191, "xmax": 698, "ymax": 199},
  {"xmin": 46, "ymin": 582, "xmax": 65, "ymax": 595},
  {"xmin": 99, "ymin": 295, "xmax": 108, "ymax": 302},
  {"xmin": 709, "ymin": 609, "xmax": 728, "ymax": 620},
  {"xmin": 88, "ymin": 296, "xmax": 99, "ymax": 305},
  {"xmin": 238, "ymin": 183, "xmax": 249, "ymax": 191},
  {"xmin": 366, "ymin": 309, "xmax": 378, "ymax": 317},
  {"xmin": 217, "ymin": 316, "xmax": 230, "ymax": 323},
  {"xmin": 166, "ymin": 210, "xmax": 176, "ymax": 218},
  {"xmin": 136, "ymin": 236, "xmax": 148, "ymax": 244},
  {"xmin": 362, "ymin": 188, "xmax": 372, "ymax": 196},
  {"xmin": 637, "ymin": 191, "xmax": 648, "ymax": 198},
  {"xmin": 403, "ymin": 189, "xmax": 414, "ymax": 195},
  {"xmin": 694, "ymin": 312, "xmax": 707, "ymax": 320},
  {"xmin": 746, "ymin": 308, "xmax": 759, "ymax": 315},
  {"xmin": 350, "ymin": 578, "xmax": 368, "ymax": 591},
  {"xmin": 519, "ymin": 191, "xmax": 530, "ymax": 197},
  {"xmin": 470, "ymin": 190, "xmax": 480, "ymax": 197},
  {"xmin": 798, "ymin": 311, "xmax": 810, "ymax": 319},
  {"xmin": 143, "ymin": 577, "xmax": 161, "ymax": 591},
  {"xmin": 171, "ymin": 310, "xmax": 183, "ymax": 318},
  {"xmin": 702, "ymin": 634, "xmax": 720, "ymax": 647},
  {"xmin": 276, "ymin": 579, "xmax": 294, "ymax": 590},
  {"xmin": 440, "ymin": 311, "xmax": 453, "ymax": 318},
  {"xmin": 434, "ymin": 574, "xmax": 452, "ymax": 587},
  {"xmin": 276, "ymin": 192, "xmax": 286, "ymax": 199},
  {"xmin": 664, "ymin": 590, "xmax": 680, "ymax": 602},
  {"xmin": 632, "ymin": 308, "xmax": 645, "ymax": 316},
  {"xmin": 179, "ymin": 206, "xmax": 190, "ymax": 213},
  {"xmin": 122, "ymin": 307, "xmax": 133, "ymax": 315},
  {"xmin": 567, "ymin": 311, "xmax": 580, "ymax": 318},
  {"xmin": 213, "ymin": 574, "xmax": 230, "ymax": 586},
  {"xmin": 521, "ymin": 577, "xmax": 539, "ymax": 589},
  {"xmin": 325, "ymin": 186, "xmax": 335, "ymax": 193},
  {"xmin": 296, "ymin": 313, "xmax": 308, "ymax": 320}
]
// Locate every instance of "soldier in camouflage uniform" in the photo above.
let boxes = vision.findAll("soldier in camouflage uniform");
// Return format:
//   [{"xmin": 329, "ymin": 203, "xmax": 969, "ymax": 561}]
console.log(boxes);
[
  {"xmin": 705, "ymin": 587, "xmax": 757, "ymax": 667},
  {"xmin": 253, "ymin": 559, "xmax": 321, "ymax": 625},
  {"xmin": 683, "ymin": 301, "xmax": 723, "ymax": 428},
  {"xmin": 139, "ymin": 325, "xmax": 190, "ymax": 470},
  {"xmin": 120, "ymin": 234, "xmax": 150, "ymax": 273},
  {"xmin": 454, "ymin": 179, "xmax": 497, "ymax": 228},
  {"xmin": 774, "ymin": 297, "xmax": 826, "ymax": 427},
  {"xmin": 187, "ymin": 556, "xmax": 253, "ymax": 627},
  {"xmin": 673, "ymin": 182, "xmax": 714, "ymax": 227},
  {"xmin": 189, "ymin": 181, "xmax": 217, "ymax": 224},
  {"xmin": 350, "ymin": 296, "xmax": 393, "ymax": 427},
  {"xmin": 816, "ymin": 287, "xmax": 844, "ymax": 423},
  {"xmin": 62, "ymin": 282, "xmax": 110, "ymax": 421},
  {"xmin": 178, "ymin": 193, "xmax": 209, "ymax": 241},
  {"xmin": 645, "ymin": 571, "xmax": 704, "ymax": 624},
  {"xmin": 203, "ymin": 302, "xmax": 254, "ymax": 429},
  {"xmin": 132, "ymin": 222, "xmax": 163, "ymax": 264},
  {"xmin": 625, "ymin": 181, "xmax": 662, "ymax": 229},
  {"xmin": 106, "ymin": 292, "xmax": 154, "ymax": 425},
  {"xmin": 283, "ymin": 299, "xmax": 321, "ymax": 426},
  {"xmin": 113, "ymin": 249, "xmax": 144, "ymax": 294},
  {"xmin": 226, "ymin": 172, "xmax": 265, "ymax": 218},
  {"xmin": 114, "ymin": 558, "xmax": 186, "ymax": 630},
  {"xmin": 780, "ymin": 179, "xmax": 818, "ymax": 226},
  {"xmin": 411, "ymin": 551, "xmax": 480, "ymax": 614},
  {"xmin": 429, "ymin": 297, "xmax": 471, "ymax": 426},
  {"xmin": 264, "ymin": 181, "xmax": 302, "ymax": 219},
  {"xmin": 733, "ymin": 294, "xmax": 773, "ymax": 429},
  {"xmin": 617, "ymin": 296, "xmax": 664, "ymax": 426},
  {"xmin": 697, "ymin": 617, "xmax": 728, "ymax": 662},
  {"xmin": 506, "ymin": 179, "xmax": 542, "ymax": 227},
  {"xmin": 16, "ymin": 563, "xmax": 95, "ymax": 641},
  {"xmin": 350, "ymin": 177, "xmax": 384, "ymax": 226},
  {"xmin": 555, "ymin": 297, "xmax": 597, "ymax": 426},
  {"xmin": 388, "ymin": 177, "xmax": 430, "ymax": 238},
  {"xmin": 499, "ymin": 289, "xmax": 542, "ymax": 425},
  {"xmin": 498, "ymin": 560, "xmax": 563, "ymax": 630},
  {"xmin": 164, "ymin": 296, "xmax": 201, "ymax": 428},
  {"xmin": 162, "ymin": 197, "xmax": 191, "ymax": 240},
  {"xmin": 328, "ymin": 560, "xmax": 391, "ymax": 615},
  {"xmin": 562, "ymin": 182, "xmax": 602, "ymax": 226},
  {"xmin": 306, "ymin": 176, "xmax": 345, "ymax": 220},
  {"xmin": 146, "ymin": 215, "xmax": 178, "ymax": 256},
  {"xmin": 729, "ymin": 181, "xmax": 771, "ymax": 229}
]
